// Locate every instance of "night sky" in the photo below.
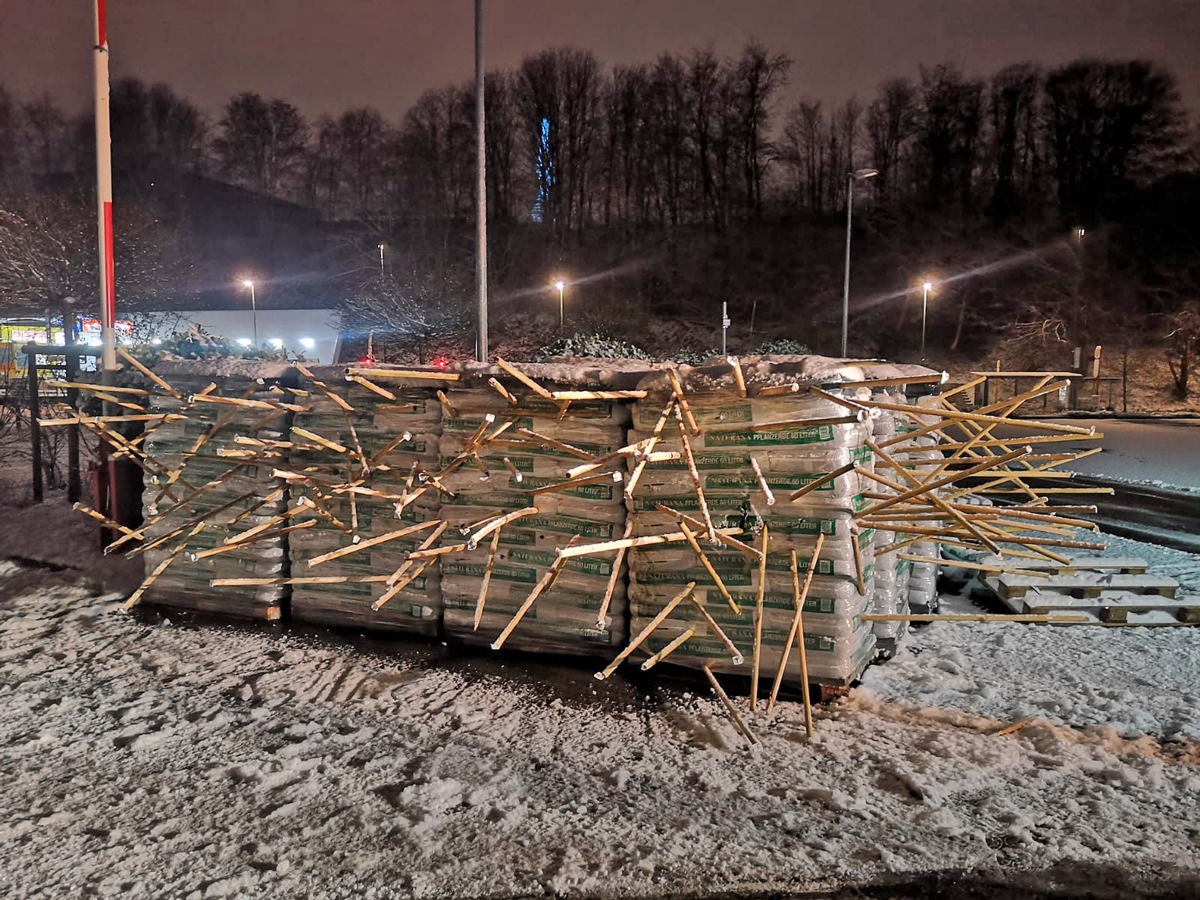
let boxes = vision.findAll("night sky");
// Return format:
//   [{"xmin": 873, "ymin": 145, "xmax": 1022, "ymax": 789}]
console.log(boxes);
[{"xmin": 2, "ymin": 0, "xmax": 1198, "ymax": 118}]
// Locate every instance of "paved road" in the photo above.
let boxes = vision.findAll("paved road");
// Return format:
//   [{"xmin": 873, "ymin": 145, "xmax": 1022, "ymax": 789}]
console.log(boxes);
[{"xmin": 1045, "ymin": 418, "xmax": 1200, "ymax": 489}]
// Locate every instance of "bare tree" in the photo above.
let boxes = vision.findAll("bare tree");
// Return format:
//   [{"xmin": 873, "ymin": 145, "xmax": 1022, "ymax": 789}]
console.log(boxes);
[{"xmin": 215, "ymin": 93, "xmax": 308, "ymax": 196}]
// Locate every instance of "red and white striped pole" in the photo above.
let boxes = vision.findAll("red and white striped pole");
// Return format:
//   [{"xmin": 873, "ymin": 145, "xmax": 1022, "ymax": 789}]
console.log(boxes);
[{"xmin": 93, "ymin": 0, "xmax": 117, "ymax": 376}]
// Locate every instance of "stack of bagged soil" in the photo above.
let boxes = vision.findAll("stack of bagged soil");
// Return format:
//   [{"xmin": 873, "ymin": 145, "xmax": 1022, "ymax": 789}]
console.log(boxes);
[
  {"xmin": 623, "ymin": 356, "xmax": 879, "ymax": 688},
  {"xmin": 436, "ymin": 360, "xmax": 649, "ymax": 657},
  {"xmin": 138, "ymin": 360, "xmax": 297, "ymax": 620},
  {"xmin": 284, "ymin": 365, "xmax": 445, "ymax": 636}
]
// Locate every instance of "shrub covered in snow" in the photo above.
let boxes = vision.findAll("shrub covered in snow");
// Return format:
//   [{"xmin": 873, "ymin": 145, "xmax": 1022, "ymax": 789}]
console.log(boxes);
[
  {"xmin": 753, "ymin": 338, "xmax": 812, "ymax": 356},
  {"xmin": 534, "ymin": 331, "xmax": 652, "ymax": 361}
]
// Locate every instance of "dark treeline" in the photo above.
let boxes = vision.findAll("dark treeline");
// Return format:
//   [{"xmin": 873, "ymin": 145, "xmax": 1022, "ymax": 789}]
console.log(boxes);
[{"xmin": 1, "ymin": 45, "xmax": 1198, "ymax": 380}]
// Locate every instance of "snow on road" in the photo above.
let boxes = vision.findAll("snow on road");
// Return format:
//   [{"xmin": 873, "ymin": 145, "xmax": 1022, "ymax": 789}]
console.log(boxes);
[{"xmin": 1, "ymin": 554, "xmax": 1199, "ymax": 899}]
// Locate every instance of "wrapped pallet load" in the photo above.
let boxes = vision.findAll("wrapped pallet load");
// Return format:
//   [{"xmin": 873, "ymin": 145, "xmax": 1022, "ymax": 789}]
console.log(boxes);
[
  {"xmin": 893, "ymin": 392, "xmax": 946, "ymax": 614},
  {"xmin": 284, "ymin": 365, "xmax": 445, "ymax": 635},
  {"xmin": 624, "ymin": 356, "xmax": 879, "ymax": 690},
  {"xmin": 138, "ymin": 359, "xmax": 297, "ymax": 620},
  {"xmin": 437, "ymin": 360, "xmax": 651, "ymax": 657}
]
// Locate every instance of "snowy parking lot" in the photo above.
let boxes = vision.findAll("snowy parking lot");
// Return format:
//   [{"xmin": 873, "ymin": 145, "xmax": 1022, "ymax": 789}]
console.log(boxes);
[{"xmin": 2, "ymin": 530, "xmax": 1199, "ymax": 899}]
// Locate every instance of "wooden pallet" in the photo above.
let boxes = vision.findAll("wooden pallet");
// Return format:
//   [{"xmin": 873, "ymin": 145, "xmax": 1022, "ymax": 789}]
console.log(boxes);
[
  {"xmin": 990, "ymin": 586, "xmax": 1200, "ymax": 624},
  {"xmin": 990, "ymin": 573, "xmax": 1178, "ymax": 601},
  {"xmin": 975, "ymin": 555, "xmax": 1149, "ymax": 576}
]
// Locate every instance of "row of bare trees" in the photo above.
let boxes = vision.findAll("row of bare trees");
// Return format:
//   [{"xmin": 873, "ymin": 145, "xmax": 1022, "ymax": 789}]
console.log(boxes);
[{"xmin": 2, "ymin": 49, "xmax": 1189, "ymax": 232}]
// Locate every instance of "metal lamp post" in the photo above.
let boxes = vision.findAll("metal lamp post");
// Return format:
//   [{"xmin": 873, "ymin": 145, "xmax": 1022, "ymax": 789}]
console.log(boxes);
[
  {"xmin": 555, "ymin": 280, "xmax": 565, "ymax": 332},
  {"xmin": 840, "ymin": 167, "xmax": 878, "ymax": 357},
  {"xmin": 921, "ymin": 280, "xmax": 932, "ymax": 358},
  {"xmin": 242, "ymin": 279, "xmax": 258, "ymax": 347}
]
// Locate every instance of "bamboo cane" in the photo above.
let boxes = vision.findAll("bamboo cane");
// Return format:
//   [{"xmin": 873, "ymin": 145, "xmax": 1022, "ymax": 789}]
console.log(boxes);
[
  {"xmin": 750, "ymin": 413, "xmax": 865, "ymax": 432},
  {"xmin": 640, "ymin": 628, "xmax": 696, "ymax": 671},
  {"xmin": 345, "ymin": 367, "xmax": 459, "ymax": 381},
  {"xmin": 123, "ymin": 522, "xmax": 206, "ymax": 611},
  {"xmin": 375, "ymin": 558, "xmax": 437, "ymax": 607},
  {"xmin": 676, "ymin": 413, "xmax": 716, "ymax": 540},
  {"xmin": 859, "ymin": 445, "xmax": 1033, "ymax": 518},
  {"xmin": 596, "ymin": 519, "xmax": 633, "ymax": 627},
  {"xmin": 897, "ymin": 554, "xmax": 1050, "ymax": 578},
  {"xmin": 687, "ymin": 594, "xmax": 745, "ymax": 665},
  {"xmin": 791, "ymin": 549, "xmax": 815, "ymax": 737},
  {"xmin": 296, "ymin": 363, "xmax": 356, "ymax": 413},
  {"xmin": 292, "ymin": 427, "xmax": 351, "ymax": 455},
  {"xmin": 524, "ymin": 469, "xmax": 623, "ymax": 495},
  {"xmin": 74, "ymin": 502, "xmax": 146, "ymax": 541},
  {"xmin": 680, "ymin": 521, "xmax": 740, "ymax": 614},
  {"xmin": 703, "ymin": 665, "xmax": 758, "ymax": 744},
  {"xmin": 381, "ymin": 521, "xmax": 448, "ymax": 590},
  {"xmin": 768, "ymin": 533, "xmax": 825, "ymax": 713},
  {"xmin": 750, "ymin": 524, "xmax": 769, "ymax": 712},
  {"xmin": 863, "ymin": 398, "xmax": 1095, "ymax": 435},
  {"xmin": 666, "ymin": 368, "xmax": 700, "ymax": 435},
  {"xmin": 491, "ymin": 536, "xmax": 581, "ymax": 650},
  {"xmin": 749, "ymin": 456, "xmax": 775, "ymax": 506},
  {"xmin": 787, "ymin": 461, "xmax": 855, "ymax": 502},
  {"xmin": 347, "ymin": 374, "xmax": 396, "ymax": 401},
  {"xmin": 306, "ymin": 519, "xmax": 440, "ymax": 568},
  {"xmin": 653, "ymin": 504, "xmax": 762, "ymax": 559},
  {"xmin": 851, "ymin": 529, "xmax": 867, "ymax": 596},
  {"xmin": 211, "ymin": 574, "xmax": 394, "ymax": 586},
  {"xmin": 117, "ymin": 346, "xmax": 181, "ymax": 398},
  {"xmin": 624, "ymin": 398, "xmax": 675, "ymax": 499},
  {"xmin": 550, "ymin": 389, "xmax": 648, "ymax": 400},
  {"xmin": 467, "ymin": 507, "xmax": 540, "ymax": 549},
  {"xmin": 834, "ymin": 372, "xmax": 949, "ymax": 390},
  {"xmin": 596, "ymin": 583, "xmax": 695, "ymax": 679},
  {"xmin": 512, "ymin": 427, "xmax": 593, "ymax": 460},
  {"xmin": 495, "ymin": 357, "xmax": 555, "ymax": 399},
  {"xmin": 473, "ymin": 529, "xmax": 503, "ymax": 630},
  {"xmin": 556, "ymin": 527, "xmax": 740, "ymax": 559},
  {"xmin": 566, "ymin": 438, "xmax": 655, "ymax": 479}
]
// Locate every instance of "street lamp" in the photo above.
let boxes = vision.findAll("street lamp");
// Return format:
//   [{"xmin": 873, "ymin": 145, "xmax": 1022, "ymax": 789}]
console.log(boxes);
[
  {"xmin": 241, "ymin": 279, "xmax": 258, "ymax": 347},
  {"xmin": 841, "ymin": 167, "xmax": 878, "ymax": 357},
  {"xmin": 921, "ymin": 280, "xmax": 933, "ymax": 358},
  {"xmin": 379, "ymin": 243, "xmax": 386, "ymax": 276},
  {"xmin": 554, "ymin": 279, "xmax": 565, "ymax": 332}
]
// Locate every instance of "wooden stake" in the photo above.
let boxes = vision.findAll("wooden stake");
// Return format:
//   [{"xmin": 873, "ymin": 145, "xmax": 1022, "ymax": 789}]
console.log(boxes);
[
  {"xmin": 467, "ymin": 507, "xmax": 539, "ymax": 548},
  {"xmin": 687, "ymin": 593, "xmax": 744, "ymax": 664},
  {"xmin": 435, "ymin": 389, "xmax": 459, "ymax": 417},
  {"xmin": 750, "ymin": 525, "xmax": 769, "ymax": 712},
  {"xmin": 703, "ymin": 665, "xmax": 758, "ymax": 745},
  {"xmin": 596, "ymin": 582, "xmax": 695, "ymax": 679},
  {"xmin": 117, "ymin": 346, "xmax": 181, "ymax": 397},
  {"xmin": 859, "ymin": 445, "xmax": 1033, "ymax": 518},
  {"xmin": 666, "ymin": 368, "xmax": 701, "ymax": 435},
  {"xmin": 677, "ymin": 413, "xmax": 716, "ymax": 540},
  {"xmin": 123, "ymin": 523, "xmax": 205, "ymax": 611},
  {"xmin": 640, "ymin": 627, "xmax": 696, "ymax": 671},
  {"xmin": 834, "ymin": 372, "xmax": 948, "ymax": 390},
  {"xmin": 292, "ymin": 426, "xmax": 351, "ymax": 455},
  {"xmin": 307, "ymin": 520, "xmax": 439, "ymax": 568},
  {"xmin": 768, "ymin": 533, "xmax": 825, "ymax": 713},
  {"xmin": 347, "ymin": 374, "xmax": 396, "ymax": 401},
  {"xmin": 654, "ymin": 504, "xmax": 762, "ymax": 559},
  {"xmin": 550, "ymin": 389, "xmax": 648, "ymax": 400},
  {"xmin": 680, "ymin": 521, "xmax": 741, "ymax": 614},
  {"xmin": 488, "ymin": 377, "xmax": 519, "ymax": 406},
  {"xmin": 491, "ymin": 536, "xmax": 581, "ymax": 650},
  {"xmin": 727, "ymin": 356, "xmax": 747, "ymax": 398},
  {"xmin": 624, "ymin": 398, "xmax": 674, "ymax": 500},
  {"xmin": 787, "ymin": 462, "xmax": 855, "ymax": 502},
  {"xmin": 512, "ymin": 427, "xmax": 593, "ymax": 461},
  {"xmin": 474, "ymin": 529, "xmax": 503, "ymax": 631},
  {"xmin": 496, "ymin": 357, "xmax": 555, "ymax": 399},
  {"xmin": 73, "ymin": 502, "xmax": 145, "ymax": 541},
  {"xmin": 374, "ymin": 558, "xmax": 437, "ymax": 608},
  {"xmin": 345, "ymin": 367, "xmax": 460, "ymax": 381},
  {"xmin": 756, "ymin": 382, "xmax": 802, "ymax": 397},
  {"xmin": 750, "ymin": 414, "xmax": 864, "ymax": 432},
  {"xmin": 596, "ymin": 519, "xmax": 633, "ymax": 627},
  {"xmin": 524, "ymin": 469, "xmax": 622, "ymax": 495}
]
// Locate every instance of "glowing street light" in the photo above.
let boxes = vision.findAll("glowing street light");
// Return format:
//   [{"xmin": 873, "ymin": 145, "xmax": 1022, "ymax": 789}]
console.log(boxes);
[
  {"xmin": 841, "ymin": 167, "xmax": 879, "ymax": 357},
  {"xmin": 921, "ymin": 280, "xmax": 934, "ymax": 359},
  {"xmin": 554, "ymin": 279, "xmax": 566, "ymax": 332},
  {"xmin": 241, "ymin": 279, "xmax": 258, "ymax": 347},
  {"xmin": 379, "ymin": 243, "xmax": 386, "ymax": 276}
]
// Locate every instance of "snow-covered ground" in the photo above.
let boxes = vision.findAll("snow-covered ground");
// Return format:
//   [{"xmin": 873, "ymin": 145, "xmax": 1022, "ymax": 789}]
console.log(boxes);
[
  {"xmin": 2, "ymin": 533, "xmax": 1200, "ymax": 899},
  {"xmin": 1047, "ymin": 418, "xmax": 1200, "ymax": 493}
]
